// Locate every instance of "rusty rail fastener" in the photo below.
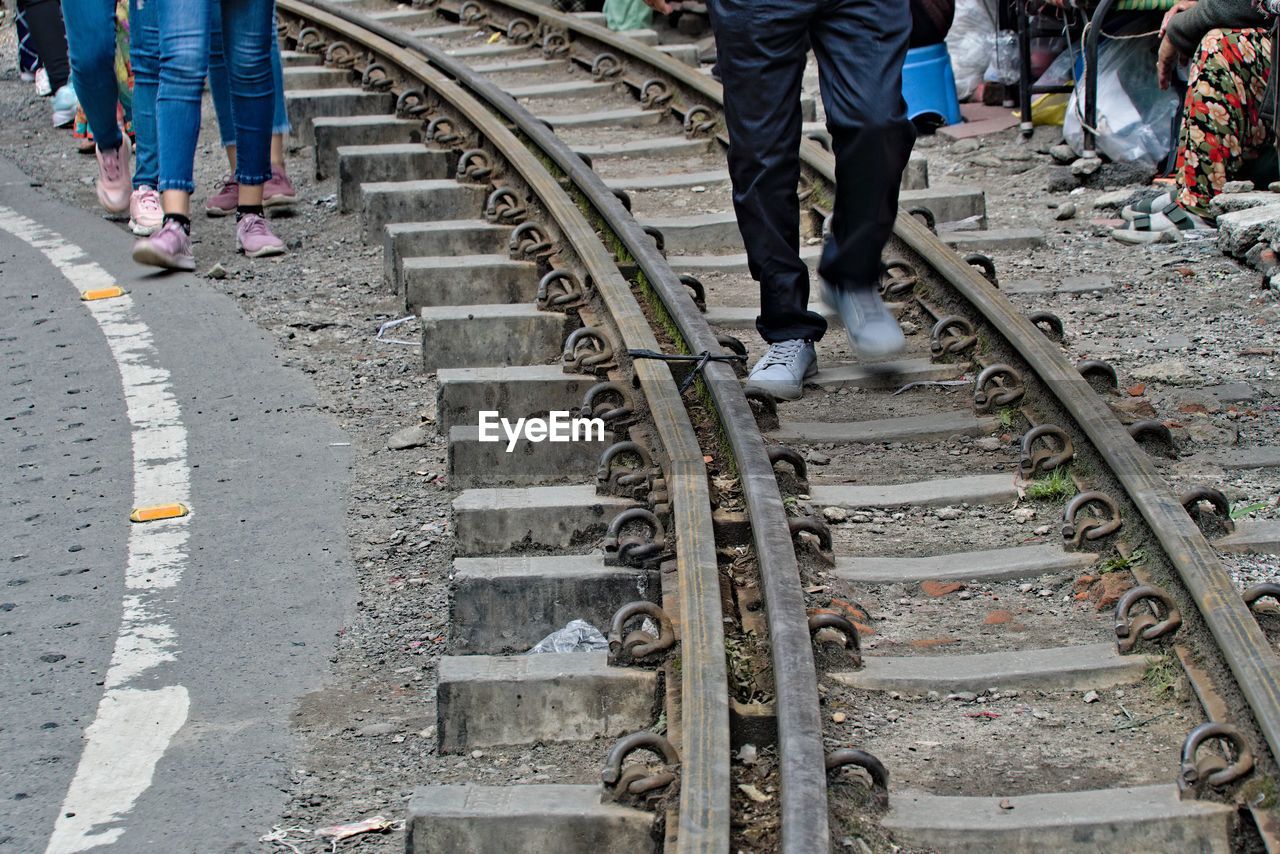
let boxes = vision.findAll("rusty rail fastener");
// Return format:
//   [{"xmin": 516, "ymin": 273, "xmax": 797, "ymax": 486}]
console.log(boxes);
[
  {"xmin": 826, "ymin": 749, "xmax": 889, "ymax": 808},
  {"xmin": 608, "ymin": 601, "xmax": 677, "ymax": 661},
  {"xmin": 1244, "ymin": 583, "xmax": 1280, "ymax": 616},
  {"xmin": 880, "ymin": 259, "xmax": 918, "ymax": 299},
  {"xmin": 767, "ymin": 445, "xmax": 808, "ymax": 487},
  {"xmin": 1180, "ymin": 486, "xmax": 1235, "ymax": 535},
  {"xmin": 597, "ymin": 441, "xmax": 653, "ymax": 495},
  {"xmin": 808, "ymin": 613, "xmax": 862, "ymax": 668},
  {"xmin": 930, "ymin": 315, "xmax": 977, "ymax": 359},
  {"xmin": 591, "ymin": 52, "xmax": 622, "ymax": 79},
  {"xmin": 1077, "ymin": 359, "xmax": 1119, "ymax": 391},
  {"xmin": 485, "ymin": 187, "xmax": 526, "ymax": 224},
  {"xmin": 1115, "ymin": 585, "xmax": 1181, "ymax": 654},
  {"xmin": 964, "ymin": 253, "xmax": 997, "ymax": 285},
  {"xmin": 1178, "ymin": 722, "xmax": 1254, "ymax": 799},
  {"xmin": 510, "ymin": 222, "xmax": 553, "ymax": 258},
  {"xmin": 425, "ymin": 116, "xmax": 459, "ymax": 146},
  {"xmin": 1019, "ymin": 424, "xmax": 1074, "ymax": 479},
  {"xmin": 581, "ymin": 381, "xmax": 633, "ymax": 425},
  {"xmin": 537, "ymin": 269, "xmax": 587, "ymax": 309},
  {"xmin": 1128, "ymin": 420, "xmax": 1177, "ymax": 457},
  {"xmin": 679, "ymin": 274, "xmax": 707, "ymax": 312},
  {"xmin": 602, "ymin": 507, "xmax": 666, "ymax": 568},
  {"xmin": 1028, "ymin": 311, "xmax": 1064, "ymax": 340},
  {"xmin": 1063, "ymin": 490, "xmax": 1122, "ymax": 549},
  {"xmin": 562, "ymin": 327, "xmax": 614, "ymax": 373},
  {"xmin": 973, "ymin": 364, "xmax": 1025, "ymax": 412},
  {"xmin": 601, "ymin": 732, "xmax": 680, "ymax": 804}
]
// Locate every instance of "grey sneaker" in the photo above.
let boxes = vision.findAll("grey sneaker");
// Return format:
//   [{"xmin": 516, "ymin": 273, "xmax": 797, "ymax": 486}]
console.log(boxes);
[
  {"xmin": 745, "ymin": 338, "xmax": 817, "ymax": 401},
  {"xmin": 821, "ymin": 281, "xmax": 906, "ymax": 359}
]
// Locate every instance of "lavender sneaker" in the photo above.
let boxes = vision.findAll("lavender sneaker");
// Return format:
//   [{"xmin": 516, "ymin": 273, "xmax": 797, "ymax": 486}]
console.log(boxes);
[
  {"xmin": 263, "ymin": 166, "xmax": 297, "ymax": 207},
  {"xmin": 132, "ymin": 220, "xmax": 195, "ymax": 271},
  {"xmin": 236, "ymin": 213, "xmax": 285, "ymax": 258},
  {"xmin": 205, "ymin": 176, "xmax": 239, "ymax": 216}
]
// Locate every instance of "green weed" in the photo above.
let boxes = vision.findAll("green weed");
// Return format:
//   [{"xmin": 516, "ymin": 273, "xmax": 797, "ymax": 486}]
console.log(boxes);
[
  {"xmin": 1143, "ymin": 652, "xmax": 1179, "ymax": 699},
  {"xmin": 1231, "ymin": 500, "xmax": 1268, "ymax": 520},
  {"xmin": 1024, "ymin": 466, "xmax": 1076, "ymax": 501},
  {"xmin": 1101, "ymin": 548, "xmax": 1147, "ymax": 575}
]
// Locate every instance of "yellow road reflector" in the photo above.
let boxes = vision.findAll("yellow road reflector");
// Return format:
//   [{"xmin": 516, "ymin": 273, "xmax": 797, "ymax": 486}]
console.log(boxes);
[
  {"xmin": 130, "ymin": 503, "xmax": 189, "ymax": 523},
  {"xmin": 82, "ymin": 286, "xmax": 126, "ymax": 301}
]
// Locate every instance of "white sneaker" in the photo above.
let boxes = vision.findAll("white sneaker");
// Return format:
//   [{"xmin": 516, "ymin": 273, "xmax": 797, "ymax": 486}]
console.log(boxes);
[
  {"xmin": 34, "ymin": 67, "xmax": 51, "ymax": 96},
  {"xmin": 745, "ymin": 339, "xmax": 817, "ymax": 401},
  {"xmin": 820, "ymin": 281, "xmax": 906, "ymax": 360}
]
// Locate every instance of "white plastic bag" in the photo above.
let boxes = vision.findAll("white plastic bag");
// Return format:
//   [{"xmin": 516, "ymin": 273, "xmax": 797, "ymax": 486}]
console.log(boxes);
[
  {"xmin": 527, "ymin": 619, "xmax": 608, "ymax": 654},
  {"xmin": 946, "ymin": 0, "xmax": 999, "ymax": 100},
  {"xmin": 1063, "ymin": 31, "xmax": 1181, "ymax": 165}
]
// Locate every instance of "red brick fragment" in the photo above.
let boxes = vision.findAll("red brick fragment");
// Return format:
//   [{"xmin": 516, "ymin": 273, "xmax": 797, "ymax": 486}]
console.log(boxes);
[
  {"xmin": 984, "ymin": 610, "xmax": 1013, "ymax": 625},
  {"xmin": 1090, "ymin": 573, "xmax": 1135, "ymax": 612},
  {"xmin": 1127, "ymin": 383, "xmax": 1145, "ymax": 397},
  {"xmin": 921, "ymin": 581, "xmax": 964, "ymax": 597}
]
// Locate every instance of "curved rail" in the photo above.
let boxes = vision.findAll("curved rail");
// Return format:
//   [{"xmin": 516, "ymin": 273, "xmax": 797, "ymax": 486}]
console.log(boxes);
[
  {"xmin": 885, "ymin": 212, "xmax": 1280, "ymax": 764},
  {"xmin": 387, "ymin": 3, "xmax": 833, "ymax": 848},
  {"xmin": 424, "ymin": 0, "xmax": 1280, "ymax": 822},
  {"xmin": 276, "ymin": 0, "xmax": 731, "ymax": 846},
  {"xmin": 277, "ymin": 1, "xmax": 1280, "ymax": 847},
  {"xmin": 476, "ymin": 0, "xmax": 1280, "ymax": 773}
]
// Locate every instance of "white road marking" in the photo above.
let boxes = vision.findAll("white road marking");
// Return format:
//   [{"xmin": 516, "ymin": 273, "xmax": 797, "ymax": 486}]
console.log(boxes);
[{"xmin": 0, "ymin": 207, "xmax": 193, "ymax": 853}]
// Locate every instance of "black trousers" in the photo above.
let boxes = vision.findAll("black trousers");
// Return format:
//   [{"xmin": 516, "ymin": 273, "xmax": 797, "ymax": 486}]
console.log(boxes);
[
  {"xmin": 15, "ymin": 0, "xmax": 71, "ymax": 92},
  {"xmin": 707, "ymin": 0, "xmax": 916, "ymax": 343}
]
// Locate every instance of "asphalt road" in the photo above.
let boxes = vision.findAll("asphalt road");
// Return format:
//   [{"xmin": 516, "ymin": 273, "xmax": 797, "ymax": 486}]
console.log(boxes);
[{"xmin": 0, "ymin": 156, "xmax": 355, "ymax": 853}]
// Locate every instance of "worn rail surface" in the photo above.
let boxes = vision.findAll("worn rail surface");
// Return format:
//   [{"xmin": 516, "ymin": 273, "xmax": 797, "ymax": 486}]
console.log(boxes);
[{"xmin": 273, "ymin": 1, "xmax": 1280, "ymax": 850}]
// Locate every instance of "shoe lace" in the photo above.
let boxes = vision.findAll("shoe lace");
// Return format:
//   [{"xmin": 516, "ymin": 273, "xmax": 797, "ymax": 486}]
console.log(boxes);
[
  {"xmin": 759, "ymin": 339, "xmax": 806, "ymax": 368},
  {"xmin": 240, "ymin": 214, "xmax": 271, "ymax": 237},
  {"xmin": 215, "ymin": 174, "xmax": 238, "ymax": 191},
  {"xmin": 136, "ymin": 190, "xmax": 160, "ymax": 214},
  {"xmin": 100, "ymin": 150, "xmax": 121, "ymax": 181}
]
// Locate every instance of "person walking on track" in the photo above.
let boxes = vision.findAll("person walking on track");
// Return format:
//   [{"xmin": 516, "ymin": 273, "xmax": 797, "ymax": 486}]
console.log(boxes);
[{"xmin": 641, "ymin": 0, "xmax": 916, "ymax": 400}]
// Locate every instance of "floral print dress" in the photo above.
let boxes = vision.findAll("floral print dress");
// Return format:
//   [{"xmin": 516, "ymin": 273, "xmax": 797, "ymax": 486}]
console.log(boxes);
[{"xmin": 1175, "ymin": 27, "xmax": 1273, "ymax": 216}]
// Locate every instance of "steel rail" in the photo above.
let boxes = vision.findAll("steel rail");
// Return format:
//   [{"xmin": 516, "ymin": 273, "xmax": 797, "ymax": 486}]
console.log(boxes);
[
  {"xmin": 276, "ymin": 1, "xmax": 730, "ymax": 848},
  {"xmin": 390, "ymin": 4, "xmax": 834, "ymax": 850},
  {"xmin": 470, "ymin": 0, "xmax": 1280, "ymax": 775},
  {"xmin": 884, "ymin": 209, "xmax": 1280, "ymax": 767}
]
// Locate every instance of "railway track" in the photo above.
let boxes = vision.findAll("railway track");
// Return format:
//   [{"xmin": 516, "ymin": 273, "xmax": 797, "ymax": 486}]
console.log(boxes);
[{"xmin": 268, "ymin": 1, "xmax": 1280, "ymax": 850}]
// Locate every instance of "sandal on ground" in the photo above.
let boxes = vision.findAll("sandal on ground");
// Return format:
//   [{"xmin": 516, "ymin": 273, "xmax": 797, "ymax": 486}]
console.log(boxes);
[
  {"xmin": 1112, "ymin": 200, "xmax": 1210, "ymax": 246},
  {"xmin": 1111, "ymin": 224, "xmax": 1181, "ymax": 244},
  {"xmin": 1120, "ymin": 192, "xmax": 1174, "ymax": 220}
]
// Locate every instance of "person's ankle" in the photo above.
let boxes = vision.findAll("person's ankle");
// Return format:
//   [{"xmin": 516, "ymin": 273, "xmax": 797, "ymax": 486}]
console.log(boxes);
[{"xmin": 163, "ymin": 213, "xmax": 191, "ymax": 234}]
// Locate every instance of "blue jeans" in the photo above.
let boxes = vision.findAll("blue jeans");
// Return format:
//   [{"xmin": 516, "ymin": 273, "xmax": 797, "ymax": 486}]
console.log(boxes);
[
  {"xmin": 707, "ymin": 0, "xmax": 915, "ymax": 343},
  {"xmin": 209, "ymin": 0, "xmax": 290, "ymax": 147},
  {"xmin": 129, "ymin": 0, "xmax": 159, "ymax": 189},
  {"xmin": 151, "ymin": 0, "xmax": 275, "ymax": 193},
  {"xmin": 58, "ymin": 0, "xmax": 117, "ymax": 142}
]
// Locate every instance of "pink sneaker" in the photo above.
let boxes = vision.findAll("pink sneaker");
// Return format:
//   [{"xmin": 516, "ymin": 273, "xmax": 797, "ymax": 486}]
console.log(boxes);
[
  {"xmin": 206, "ymin": 175, "xmax": 239, "ymax": 216},
  {"xmin": 133, "ymin": 220, "xmax": 195, "ymax": 271},
  {"xmin": 236, "ymin": 213, "xmax": 285, "ymax": 258},
  {"xmin": 128, "ymin": 186, "xmax": 162, "ymax": 236},
  {"xmin": 96, "ymin": 135, "xmax": 131, "ymax": 213},
  {"xmin": 263, "ymin": 166, "xmax": 297, "ymax": 207}
]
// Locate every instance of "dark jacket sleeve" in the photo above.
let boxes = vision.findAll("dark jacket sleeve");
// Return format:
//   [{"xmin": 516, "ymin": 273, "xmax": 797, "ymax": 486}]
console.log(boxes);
[{"xmin": 1165, "ymin": 0, "xmax": 1268, "ymax": 55}]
